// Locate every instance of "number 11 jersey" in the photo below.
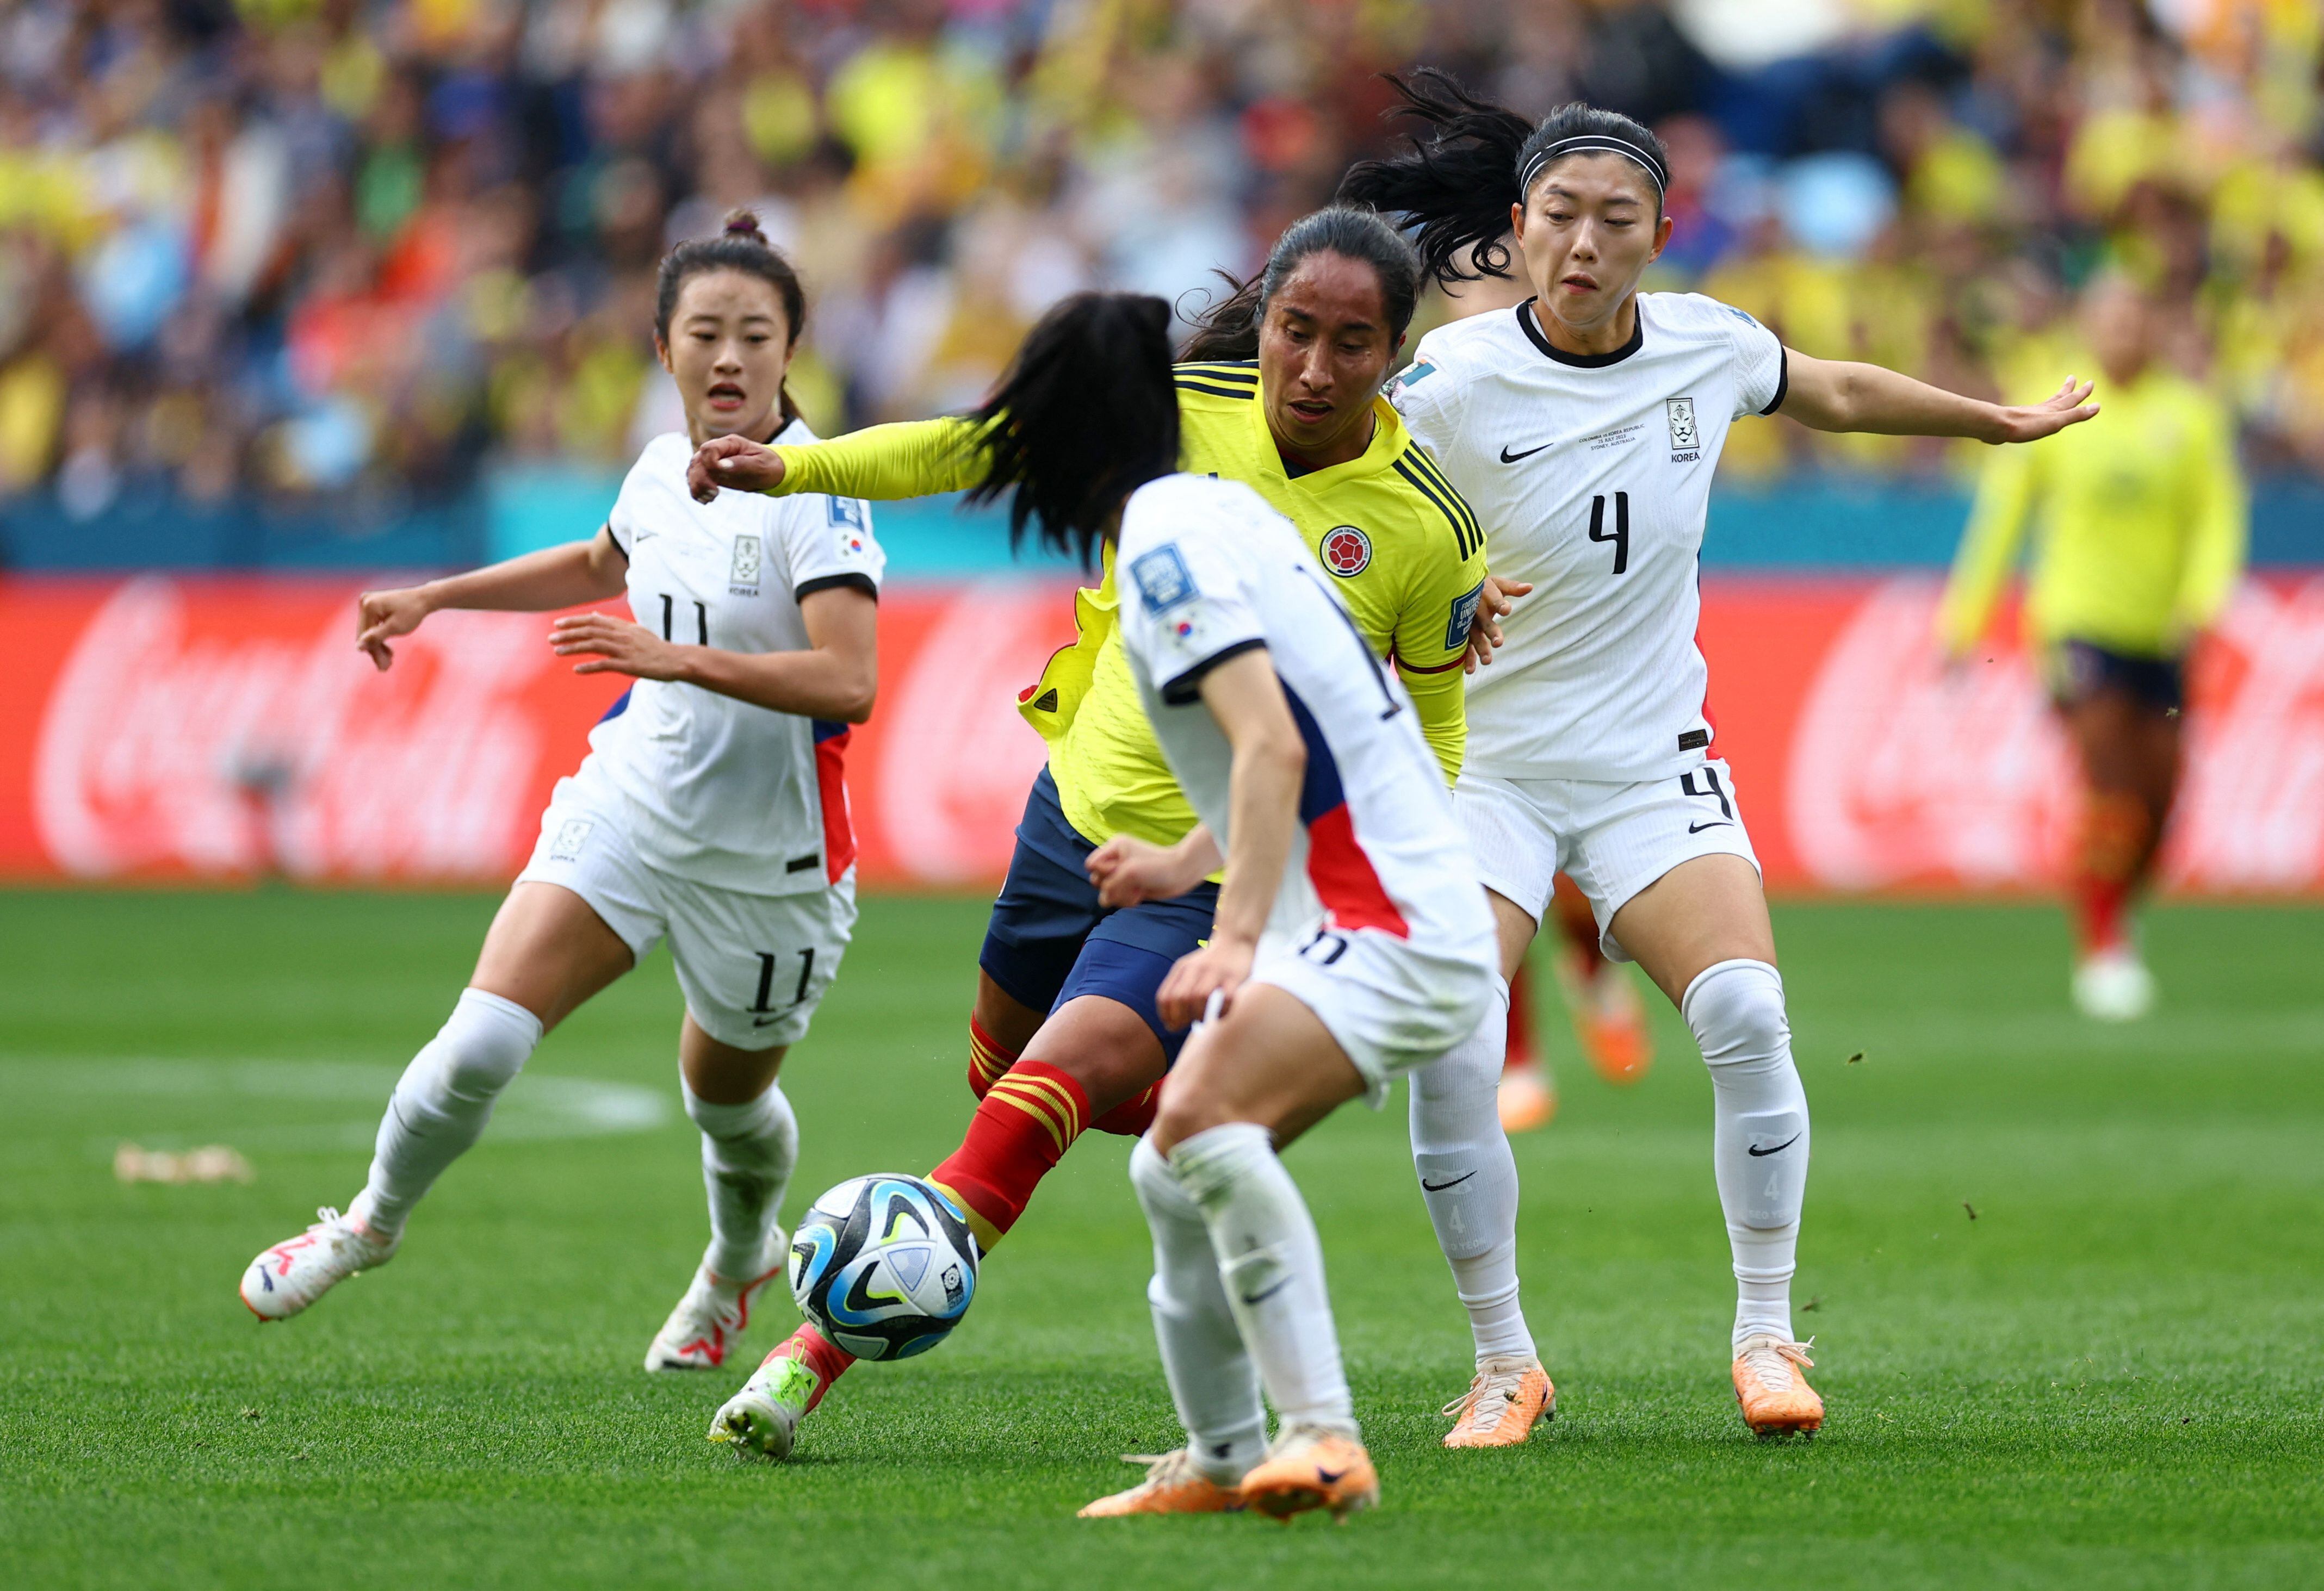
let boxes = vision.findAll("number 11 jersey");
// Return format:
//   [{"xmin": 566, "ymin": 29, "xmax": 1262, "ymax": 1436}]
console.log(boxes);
[
  {"xmin": 1390, "ymin": 293, "xmax": 1787, "ymax": 782},
  {"xmin": 591, "ymin": 420, "xmax": 884, "ymax": 896}
]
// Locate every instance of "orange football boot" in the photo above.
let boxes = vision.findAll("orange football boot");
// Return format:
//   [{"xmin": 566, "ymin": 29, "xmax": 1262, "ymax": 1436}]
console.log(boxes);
[
  {"xmin": 1237, "ymin": 1425, "xmax": 1379, "ymax": 1522},
  {"xmin": 1442, "ymin": 1356, "xmax": 1555, "ymax": 1448},
  {"xmin": 1076, "ymin": 1450, "xmax": 1243, "ymax": 1517},
  {"xmin": 1732, "ymin": 1334, "xmax": 1824, "ymax": 1434},
  {"xmin": 1557, "ymin": 950, "xmax": 1653, "ymax": 1086},
  {"xmin": 1496, "ymin": 1061, "xmax": 1557, "ymax": 1134}
]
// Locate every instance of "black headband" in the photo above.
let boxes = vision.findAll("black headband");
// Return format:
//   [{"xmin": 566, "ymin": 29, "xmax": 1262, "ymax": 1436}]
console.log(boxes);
[{"xmin": 1519, "ymin": 134, "xmax": 1669, "ymax": 200}]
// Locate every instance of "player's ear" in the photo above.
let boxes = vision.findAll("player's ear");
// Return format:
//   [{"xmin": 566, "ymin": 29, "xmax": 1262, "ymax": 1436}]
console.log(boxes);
[
  {"xmin": 653, "ymin": 333, "xmax": 673, "ymax": 376},
  {"xmin": 1509, "ymin": 200, "xmax": 1526, "ymax": 241},
  {"xmin": 1649, "ymin": 212, "xmax": 1673, "ymax": 262}
]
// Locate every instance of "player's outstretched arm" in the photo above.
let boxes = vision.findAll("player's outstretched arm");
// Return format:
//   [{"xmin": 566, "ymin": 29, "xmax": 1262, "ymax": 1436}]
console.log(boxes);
[
  {"xmin": 689, "ymin": 417, "xmax": 986, "ymax": 505},
  {"xmin": 1155, "ymin": 650, "xmax": 1305, "ymax": 1030},
  {"xmin": 550, "ymin": 582, "xmax": 878, "ymax": 722},
  {"xmin": 1777, "ymin": 353, "xmax": 2098, "ymax": 444},
  {"xmin": 357, "ymin": 527, "xmax": 629, "ymax": 672}
]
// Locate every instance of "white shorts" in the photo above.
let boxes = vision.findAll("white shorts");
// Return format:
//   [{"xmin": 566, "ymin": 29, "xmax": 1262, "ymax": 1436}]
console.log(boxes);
[
  {"xmin": 516, "ymin": 772, "xmax": 856, "ymax": 1050},
  {"xmin": 1454, "ymin": 759, "xmax": 1760, "ymax": 963},
  {"xmin": 1251, "ymin": 922, "xmax": 1496, "ymax": 1108}
]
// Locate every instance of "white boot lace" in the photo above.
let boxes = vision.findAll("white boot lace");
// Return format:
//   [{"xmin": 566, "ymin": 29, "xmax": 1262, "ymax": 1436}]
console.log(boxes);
[{"xmin": 1738, "ymin": 1334, "xmax": 1815, "ymax": 1393}]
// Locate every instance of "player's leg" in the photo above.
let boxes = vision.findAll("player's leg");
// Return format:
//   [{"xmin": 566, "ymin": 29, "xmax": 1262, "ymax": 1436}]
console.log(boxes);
[
  {"xmin": 1497, "ymin": 960, "xmax": 1556, "ymax": 1131},
  {"xmin": 963, "ymin": 770, "xmax": 1105, "ymax": 1100},
  {"xmin": 934, "ymin": 882, "xmax": 1212, "ymax": 1241},
  {"xmin": 1410, "ymin": 886, "xmax": 1554, "ymax": 1446},
  {"xmin": 648, "ymin": 1018, "xmax": 794, "ymax": 1371},
  {"xmin": 652, "ymin": 878, "xmax": 850, "ymax": 1373},
  {"xmin": 2057, "ymin": 650, "xmax": 2182, "ymax": 1019},
  {"xmin": 733, "ymin": 862, "xmax": 1201, "ymax": 1452},
  {"xmin": 1550, "ymin": 871, "xmax": 1653, "ymax": 1085},
  {"xmin": 1137, "ymin": 982, "xmax": 1380, "ymax": 1519},
  {"xmin": 1604, "ymin": 835, "xmax": 1820, "ymax": 1434},
  {"xmin": 933, "ymin": 991, "xmax": 1164, "ymax": 1250},
  {"xmin": 1079, "ymin": 1133, "xmax": 1265, "ymax": 1516},
  {"xmin": 239, "ymin": 879, "xmax": 644, "ymax": 1320}
]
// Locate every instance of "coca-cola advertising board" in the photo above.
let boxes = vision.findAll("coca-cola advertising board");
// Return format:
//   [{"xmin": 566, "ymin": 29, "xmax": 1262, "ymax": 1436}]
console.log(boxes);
[{"xmin": 3, "ymin": 574, "xmax": 2319, "ymax": 894}]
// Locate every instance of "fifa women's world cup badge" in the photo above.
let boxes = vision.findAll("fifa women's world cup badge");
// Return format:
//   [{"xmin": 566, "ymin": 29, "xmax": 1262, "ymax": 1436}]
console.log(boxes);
[
  {"xmin": 1322, "ymin": 525, "xmax": 1372, "ymax": 576},
  {"xmin": 1666, "ymin": 397, "xmax": 1701, "ymax": 462}
]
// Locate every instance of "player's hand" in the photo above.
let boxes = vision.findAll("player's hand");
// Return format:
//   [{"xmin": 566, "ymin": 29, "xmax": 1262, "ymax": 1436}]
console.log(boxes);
[
  {"xmin": 550, "ymin": 612, "xmax": 687, "ymax": 680},
  {"xmin": 1157, "ymin": 935, "xmax": 1256, "ymax": 1030},
  {"xmin": 1987, "ymin": 377, "xmax": 2098, "ymax": 444},
  {"xmin": 689, "ymin": 434, "xmax": 785, "ymax": 502},
  {"xmin": 1088, "ymin": 835, "xmax": 1207, "ymax": 908},
  {"xmin": 1463, "ymin": 574, "xmax": 1533, "ymax": 673},
  {"xmin": 356, "ymin": 585, "xmax": 434, "ymax": 672}
]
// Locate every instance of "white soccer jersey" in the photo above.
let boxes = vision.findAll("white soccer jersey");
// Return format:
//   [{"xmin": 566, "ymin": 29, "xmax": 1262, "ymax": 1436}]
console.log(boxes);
[
  {"xmin": 1390, "ymin": 292, "xmax": 1787, "ymax": 780},
  {"xmin": 585, "ymin": 420, "xmax": 883, "ymax": 896},
  {"xmin": 1114, "ymin": 474, "xmax": 1492, "ymax": 957}
]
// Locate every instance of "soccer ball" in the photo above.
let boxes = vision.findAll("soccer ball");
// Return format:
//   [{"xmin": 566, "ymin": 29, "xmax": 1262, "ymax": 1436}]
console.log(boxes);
[{"xmin": 788, "ymin": 1174, "xmax": 980, "ymax": 1360}]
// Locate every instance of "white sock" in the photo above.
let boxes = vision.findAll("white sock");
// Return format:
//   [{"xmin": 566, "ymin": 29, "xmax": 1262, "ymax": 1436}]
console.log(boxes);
[
  {"xmin": 1683, "ymin": 959, "xmax": 1809, "ymax": 1350},
  {"xmin": 351, "ymin": 988, "xmax": 542, "ymax": 1241},
  {"xmin": 1410, "ymin": 974, "xmax": 1536, "ymax": 1365},
  {"xmin": 684, "ymin": 1079, "xmax": 800, "ymax": 1281},
  {"xmin": 1169, "ymin": 1122, "xmax": 1356, "ymax": 1437},
  {"xmin": 1129, "ymin": 1136, "xmax": 1268, "ymax": 1483}
]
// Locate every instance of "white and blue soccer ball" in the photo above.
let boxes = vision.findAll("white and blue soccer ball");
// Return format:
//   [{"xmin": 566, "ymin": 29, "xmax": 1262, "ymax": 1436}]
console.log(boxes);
[{"xmin": 789, "ymin": 1174, "xmax": 980, "ymax": 1360}]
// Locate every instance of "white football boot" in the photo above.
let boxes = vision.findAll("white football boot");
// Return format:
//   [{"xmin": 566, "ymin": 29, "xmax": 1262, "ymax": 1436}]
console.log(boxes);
[
  {"xmin": 643, "ymin": 1236, "xmax": 787, "ymax": 1372},
  {"xmin": 708, "ymin": 1350, "xmax": 822, "ymax": 1461},
  {"xmin": 239, "ymin": 1206, "xmax": 396, "ymax": 1321},
  {"xmin": 2073, "ymin": 945, "xmax": 2155, "ymax": 1022}
]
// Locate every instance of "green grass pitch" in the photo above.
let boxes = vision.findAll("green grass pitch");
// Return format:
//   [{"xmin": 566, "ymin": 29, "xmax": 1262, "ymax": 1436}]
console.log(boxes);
[{"xmin": 3, "ymin": 888, "xmax": 2320, "ymax": 1588}]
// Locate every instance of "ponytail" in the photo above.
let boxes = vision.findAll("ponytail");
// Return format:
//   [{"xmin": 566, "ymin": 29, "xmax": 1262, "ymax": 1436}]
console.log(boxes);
[
  {"xmin": 1338, "ymin": 70, "xmax": 1671, "ymax": 289},
  {"xmin": 964, "ymin": 293, "xmax": 1180, "ymax": 569}
]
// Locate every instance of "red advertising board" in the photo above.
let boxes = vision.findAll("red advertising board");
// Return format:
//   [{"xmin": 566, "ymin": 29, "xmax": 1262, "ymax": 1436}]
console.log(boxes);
[{"xmin": 3, "ymin": 574, "xmax": 2319, "ymax": 894}]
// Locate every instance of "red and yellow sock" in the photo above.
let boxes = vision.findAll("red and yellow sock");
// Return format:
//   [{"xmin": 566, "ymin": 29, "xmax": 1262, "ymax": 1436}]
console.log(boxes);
[
  {"xmin": 966, "ymin": 1015, "xmax": 1017, "ymax": 1099},
  {"xmin": 1091, "ymin": 1078, "xmax": 1161, "ymax": 1138},
  {"xmin": 2075, "ymin": 791, "xmax": 2151, "ymax": 955},
  {"xmin": 929, "ymin": 1059, "xmax": 1089, "ymax": 1252},
  {"xmin": 767, "ymin": 1322, "xmax": 856, "ymax": 1410}
]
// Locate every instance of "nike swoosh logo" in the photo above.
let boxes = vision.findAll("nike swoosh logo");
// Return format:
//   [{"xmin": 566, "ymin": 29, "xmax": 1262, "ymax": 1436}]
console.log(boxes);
[
  {"xmin": 751, "ymin": 1016, "xmax": 782, "ymax": 1027},
  {"xmin": 1315, "ymin": 1468, "xmax": 1347, "ymax": 1484},
  {"xmin": 1688, "ymin": 821, "xmax": 1732, "ymax": 834},
  {"xmin": 1241, "ymin": 1277, "xmax": 1293, "ymax": 1306},
  {"xmin": 1747, "ymin": 1133, "xmax": 1801, "ymax": 1157},
  {"xmin": 1421, "ymin": 1173, "xmax": 1476, "ymax": 1192},
  {"xmin": 1499, "ymin": 441, "xmax": 1552, "ymax": 463}
]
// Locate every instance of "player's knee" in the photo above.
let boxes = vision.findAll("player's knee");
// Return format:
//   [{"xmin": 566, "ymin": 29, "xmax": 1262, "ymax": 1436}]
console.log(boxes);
[
  {"xmin": 1681, "ymin": 958, "xmax": 1789, "ymax": 1069},
  {"xmin": 435, "ymin": 989, "xmax": 541, "ymax": 1102},
  {"xmin": 1127, "ymin": 1132, "xmax": 1191, "ymax": 1216}
]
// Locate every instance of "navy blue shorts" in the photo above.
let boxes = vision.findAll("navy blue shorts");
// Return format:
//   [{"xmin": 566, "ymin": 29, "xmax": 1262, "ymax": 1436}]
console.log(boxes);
[
  {"xmin": 2052, "ymin": 638, "xmax": 2185, "ymax": 714},
  {"xmin": 978, "ymin": 768, "xmax": 1217, "ymax": 1059}
]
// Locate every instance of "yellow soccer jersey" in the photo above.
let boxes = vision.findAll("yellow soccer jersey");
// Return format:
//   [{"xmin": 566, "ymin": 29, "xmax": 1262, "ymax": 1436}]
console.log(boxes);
[
  {"xmin": 769, "ymin": 359, "xmax": 1489, "ymax": 848},
  {"xmin": 1938, "ymin": 365, "xmax": 2246, "ymax": 659}
]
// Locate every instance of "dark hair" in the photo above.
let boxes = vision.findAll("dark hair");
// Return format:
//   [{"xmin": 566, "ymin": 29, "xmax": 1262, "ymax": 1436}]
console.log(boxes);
[
  {"xmin": 654, "ymin": 209, "xmax": 809, "ymax": 425},
  {"xmin": 1181, "ymin": 203, "xmax": 1423, "ymax": 361},
  {"xmin": 1338, "ymin": 70, "xmax": 1670, "ymax": 289},
  {"xmin": 964, "ymin": 293, "xmax": 1180, "ymax": 569}
]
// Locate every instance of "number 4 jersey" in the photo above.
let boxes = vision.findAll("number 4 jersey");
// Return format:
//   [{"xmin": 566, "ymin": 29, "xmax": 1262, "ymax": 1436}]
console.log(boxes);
[
  {"xmin": 590, "ymin": 421, "xmax": 884, "ymax": 896},
  {"xmin": 1390, "ymin": 293, "xmax": 1787, "ymax": 781}
]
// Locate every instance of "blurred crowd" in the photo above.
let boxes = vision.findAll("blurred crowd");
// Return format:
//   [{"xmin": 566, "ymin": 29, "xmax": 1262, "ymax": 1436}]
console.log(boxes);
[{"xmin": 1, "ymin": 0, "xmax": 2320, "ymax": 520}]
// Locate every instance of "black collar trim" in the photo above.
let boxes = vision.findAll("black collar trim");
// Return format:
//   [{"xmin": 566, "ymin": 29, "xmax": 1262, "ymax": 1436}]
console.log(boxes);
[{"xmin": 1517, "ymin": 299, "xmax": 1644, "ymax": 367}]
